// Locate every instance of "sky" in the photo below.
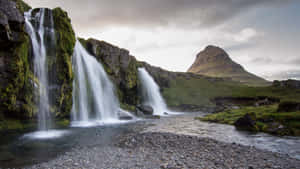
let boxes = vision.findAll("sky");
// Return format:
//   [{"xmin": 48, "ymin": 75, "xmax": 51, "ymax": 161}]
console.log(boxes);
[{"xmin": 24, "ymin": 0, "xmax": 300, "ymax": 80}]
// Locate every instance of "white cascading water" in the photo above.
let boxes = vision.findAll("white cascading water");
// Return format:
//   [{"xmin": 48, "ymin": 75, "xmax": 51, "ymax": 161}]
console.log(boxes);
[
  {"xmin": 138, "ymin": 68, "xmax": 169, "ymax": 115},
  {"xmin": 72, "ymin": 40, "xmax": 130, "ymax": 126},
  {"xmin": 24, "ymin": 9, "xmax": 68, "ymax": 139},
  {"xmin": 25, "ymin": 9, "xmax": 53, "ymax": 131}
]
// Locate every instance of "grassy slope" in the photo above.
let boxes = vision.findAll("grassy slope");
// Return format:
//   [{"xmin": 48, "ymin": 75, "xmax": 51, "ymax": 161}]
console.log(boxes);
[{"xmin": 162, "ymin": 75, "xmax": 300, "ymax": 109}]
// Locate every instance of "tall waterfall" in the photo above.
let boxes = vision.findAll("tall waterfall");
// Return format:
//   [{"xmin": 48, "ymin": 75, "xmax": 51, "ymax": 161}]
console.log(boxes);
[
  {"xmin": 25, "ymin": 9, "xmax": 55, "ymax": 131},
  {"xmin": 72, "ymin": 41, "xmax": 125, "ymax": 126},
  {"xmin": 138, "ymin": 68, "xmax": 169, "ymax": 115}
]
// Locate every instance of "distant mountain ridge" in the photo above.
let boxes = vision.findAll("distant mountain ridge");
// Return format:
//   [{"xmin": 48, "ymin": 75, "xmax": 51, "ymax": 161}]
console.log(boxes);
[{"xmin": 188, "ymin": 45, "xmax": 269, "ymax": 86}]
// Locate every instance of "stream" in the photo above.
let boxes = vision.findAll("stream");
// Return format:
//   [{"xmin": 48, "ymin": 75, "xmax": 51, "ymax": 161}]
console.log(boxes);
[{"xmin": 0, "ymin": 112, "xmax": 299, "ymax": 168}]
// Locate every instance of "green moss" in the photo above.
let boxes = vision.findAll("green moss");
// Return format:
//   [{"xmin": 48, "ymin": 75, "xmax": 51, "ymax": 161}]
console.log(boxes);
[
  {"xmin": 120, "ymin": 103, "xmax": 136, "ymax": 112},
  {"xmin": 125, "ymin": 59, "xmax": 138, "ymax": 89},
  {"xmin": 52, "ymin": 8, "xmax": 76, "ymax": 55},
  {"xmin": 0, "ymin": 32, "xmax": 35, "ymax": 119},
  {"xmin": 0, "ymin": 119, "xmax": 35, "ymax": 131},
  {"xmin": 12, "ymin": 0, "xmax": 32, "ymax": 13},
  {"xmin": 56, "ymin": 119, "xmax": 70, "ymax": 127},
  {"xmin": 51, "ymin": 7, "xmax": 76, "ymax": 119},
  {"xmin": 78, "ymin": 38, "xmax": 88, "ymax": 49}
]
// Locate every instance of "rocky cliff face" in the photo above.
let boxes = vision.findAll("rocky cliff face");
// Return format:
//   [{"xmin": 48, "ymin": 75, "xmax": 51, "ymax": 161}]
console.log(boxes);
[
  {"xmin": 188, "ymin": 45, "xmax": 269, "ymax": 86},
  {"xmin": 0, "ymin": 0, "xmax": 34, "ymax": 120},
  {"xmin": 79, "ymin": 38, "xmax": 140, "ymax": 111},
  {"xmin": 0, "ymin": 0, "xmax": 75, "ymax": 129},
  {"xmin": 50, "ymin": 7, "xmax": 76, "ymax": 118}
]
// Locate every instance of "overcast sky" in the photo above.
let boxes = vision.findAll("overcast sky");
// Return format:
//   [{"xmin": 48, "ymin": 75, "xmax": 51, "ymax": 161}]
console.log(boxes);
[{"xmin": 24, "ymin": 0, "xmax": 300, "ymax": 80}]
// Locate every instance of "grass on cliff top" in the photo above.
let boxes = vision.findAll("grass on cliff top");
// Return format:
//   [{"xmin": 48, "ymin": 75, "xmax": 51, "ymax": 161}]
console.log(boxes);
[{"xmin": 162, "ymin": 76, "xmax": 300, "ymax": 108}]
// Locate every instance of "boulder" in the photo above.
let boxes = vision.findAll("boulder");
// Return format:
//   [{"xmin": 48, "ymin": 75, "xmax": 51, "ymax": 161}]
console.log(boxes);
[
  {"xmin": 277, "ymin": 101, "xmax": 300, "ymax": 112},
  {"xmin": 137, "ymin": 105, "xmax": 153, "ymax": 115},
  {"xmin": 234, "ymin": 113, "xmax": 257, "ymax": 131}
]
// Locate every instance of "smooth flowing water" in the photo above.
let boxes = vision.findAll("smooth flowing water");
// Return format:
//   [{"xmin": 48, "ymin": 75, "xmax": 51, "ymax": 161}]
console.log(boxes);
[
  {"xmin": 146, "ymin": 113, "xmax": 300, "ymax": 159},
  {"xmin": 138, "ymin": 68, "xmax": 169, "ymax": 115},
  {"xmin": 25, "ymin": 9, "xmax": 55, "ymax": 131},
  {"xmin": 72, "ymin": 41, "xmax": 131, "ymax": 126}
]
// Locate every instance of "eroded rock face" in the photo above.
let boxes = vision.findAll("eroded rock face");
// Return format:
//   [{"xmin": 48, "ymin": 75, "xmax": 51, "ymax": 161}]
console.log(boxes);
[
  {"xmin": 79, "ymin": 38, "xmax": 140, "ymax": 108},
  {"xmin": 0, "ymin": 0, "xmax": 25, "ymax": 45},
  {"xmin": 0, "ymin": 0, "xmax": 35, "ymax": 120}
]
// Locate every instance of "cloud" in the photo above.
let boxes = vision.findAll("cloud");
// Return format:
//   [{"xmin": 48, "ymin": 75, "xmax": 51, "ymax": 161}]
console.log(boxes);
[
  {"xmin": 233, "ymin": 28, "xmax": 258, "ymax": 42},
  {"xmin": 24, "ymin": 0, "xmax": 290, "ymax": 29}
]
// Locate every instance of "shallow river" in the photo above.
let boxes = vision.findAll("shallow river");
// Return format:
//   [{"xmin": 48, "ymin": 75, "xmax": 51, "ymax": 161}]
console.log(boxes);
[{"xmin": 0, "ymin": 112, "xmax": 299, "ymax": 168}]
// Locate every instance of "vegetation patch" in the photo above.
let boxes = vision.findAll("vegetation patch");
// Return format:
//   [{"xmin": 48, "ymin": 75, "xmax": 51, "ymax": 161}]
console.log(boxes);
[
  {"xmin": 197, "ymin": 104, "xmax": 300, "ymax": 136},
  {"xmin": 162, "ymin": 74, "xmax": 300, "ymax": 111}
]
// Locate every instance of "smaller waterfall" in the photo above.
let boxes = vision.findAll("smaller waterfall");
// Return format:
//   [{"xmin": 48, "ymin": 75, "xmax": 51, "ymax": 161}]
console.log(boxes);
[
  {"xmin": 72, "ymin": 41, "xmax": 132, "ymax": 126},
  {"xmin": 23, "ymin": 9, "xmax": 69, "ymax": 139},
  {"xmin": 138, "ymin": 68, "xmax": 169, "ymax": 115},
  {"xmin": 25, "ymin": 9, "xmax": 54, "ymax": 131}
]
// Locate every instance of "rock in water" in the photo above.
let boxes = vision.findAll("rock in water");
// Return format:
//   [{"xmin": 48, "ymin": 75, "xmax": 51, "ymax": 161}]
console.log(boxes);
[
  {"xmin": 234, "ymin": 113, "xmax": 257, "ymax": 131},
  {"xmin": 137, "ymin": 105, "xmax": 154, "ymax": 115},
  {"xmin": 188, "ymin": 45, "xmax": 269, "ymax": 86}
]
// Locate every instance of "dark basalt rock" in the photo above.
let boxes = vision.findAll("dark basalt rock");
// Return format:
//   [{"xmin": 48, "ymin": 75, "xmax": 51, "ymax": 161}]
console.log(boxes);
[
  {"xmin": 80, "ymin": 38, "xmax": 140, "ymax": 108},
  {"xmin": 137, "ymin": 105, "xmax": 153, "ymax": 115},
  {"xmin": 277, "ymin": 101, "xmax": 300, "ymax": 112},
  {"xmin": 234, "ymin": 113, "xmax": 257, "ymax": 131},
  {"xmin": 0, "ymin": 0, "xmax": 25, "ymax": 45}
]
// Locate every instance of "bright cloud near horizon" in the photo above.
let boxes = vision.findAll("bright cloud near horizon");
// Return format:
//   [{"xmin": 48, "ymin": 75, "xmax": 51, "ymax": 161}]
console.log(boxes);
[{"xmin": 24, "ymin": 0, "xmax": 300, "ymax": 80}]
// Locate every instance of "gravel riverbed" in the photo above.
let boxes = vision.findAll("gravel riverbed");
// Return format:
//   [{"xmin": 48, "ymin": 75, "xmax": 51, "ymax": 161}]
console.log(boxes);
[
  {"xmin": 18, "ymin": 113, "xmax": 300, "ymax": 169},
  {"xmin": 28, "ymin": 132, "xmax": 300, "ymax": 169}
]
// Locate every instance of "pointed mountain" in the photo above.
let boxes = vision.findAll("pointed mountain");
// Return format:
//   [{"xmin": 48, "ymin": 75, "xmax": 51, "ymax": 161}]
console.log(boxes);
[{"xmin": 188, "ymin": 45, "xmax": 269, "ymax": 86}]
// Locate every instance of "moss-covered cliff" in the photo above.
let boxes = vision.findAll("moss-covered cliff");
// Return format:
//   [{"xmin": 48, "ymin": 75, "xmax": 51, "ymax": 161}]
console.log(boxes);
[
  {"xmin": 0, "ymin": 0, "xmax": 75, "ymax": 130},
  {"xmin": 0, "ymin": 0, "xmax": 35, "ymax": 126},
  {"xmin": 79, "ymin": 38, "xmax": 140, "ymax": 112},
  {"xmin": 50, "ymin": 7, "xmax": 75, "ymax": 118}
]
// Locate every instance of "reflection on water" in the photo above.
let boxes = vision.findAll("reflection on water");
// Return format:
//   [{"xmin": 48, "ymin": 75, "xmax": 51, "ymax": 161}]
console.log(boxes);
[
  {"xmin": 22, "ymin": 130, "xmax": 70, "ymax": 140},
  {"xmin": 0, "ymin": 122, "xmax": 144, "ymax": 168},
  {"xmin": 145, "ymin": 112, "xmax": 300, "ymax": 159}
]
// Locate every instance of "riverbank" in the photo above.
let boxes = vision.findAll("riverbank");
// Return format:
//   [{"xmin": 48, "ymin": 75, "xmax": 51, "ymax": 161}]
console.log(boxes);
[{"xmin": 22, "ymin": 113, "xmax": 300, "ymax": 169}]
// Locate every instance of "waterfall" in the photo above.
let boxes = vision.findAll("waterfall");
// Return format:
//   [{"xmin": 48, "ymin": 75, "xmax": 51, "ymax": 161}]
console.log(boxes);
[
  {"xmin": 72, "ymin": 40, "xmax": 130, "ymax": 127},
  {"xmin": 138, "ymin": 68, "xmax": 169, "ymax": 115},
  {"xmin": 25, "ymin": 9, "xmax": 55, "ymax": 131}
]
